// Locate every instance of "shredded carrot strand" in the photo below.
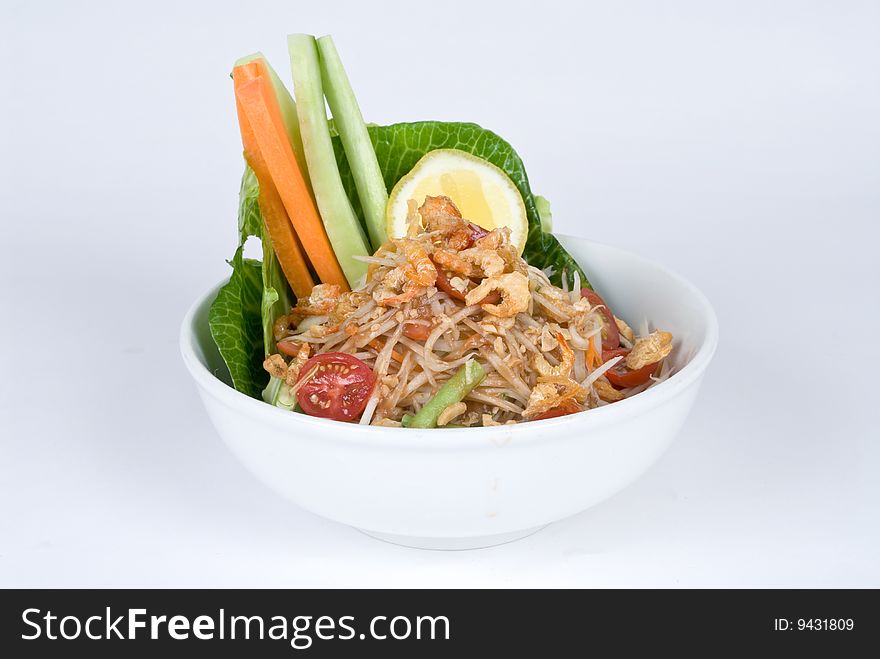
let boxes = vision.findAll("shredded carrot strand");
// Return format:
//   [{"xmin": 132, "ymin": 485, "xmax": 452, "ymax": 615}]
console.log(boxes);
[
  {"xmin": 368, "ymin": 339, "xmax": 403, "ymax": 363},
  {"xmin": 586, "ymin": 335, "xmax": 600, "ymax": 369}
]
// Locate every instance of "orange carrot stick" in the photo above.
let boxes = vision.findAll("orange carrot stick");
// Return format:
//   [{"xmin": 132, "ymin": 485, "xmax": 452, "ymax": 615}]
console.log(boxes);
[
  {"xmin": 234, "ymin": 97, "xmax": 315, "ymax": 298},
  {"xmin": 232, "ymin": 62, "xmax": 315, "ymax": 297},
  {"xmin": 233, "ymin": 64, "xmax": 349, "ymax": 290},
  {"xmin": 256, "ymin": 178, "xmax": 316, "ymax": 299}
]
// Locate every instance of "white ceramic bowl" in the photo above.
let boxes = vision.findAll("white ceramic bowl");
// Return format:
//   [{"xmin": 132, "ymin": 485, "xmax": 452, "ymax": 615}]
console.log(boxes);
[{"xmin": 181, "ymin": 236, "xmax": 717, "ymax": 549}]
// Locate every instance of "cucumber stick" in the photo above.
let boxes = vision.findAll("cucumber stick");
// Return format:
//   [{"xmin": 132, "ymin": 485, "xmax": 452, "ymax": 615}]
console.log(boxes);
[
  {"xmin": 288, "ymin": 34, "xmax": 369, "ymax": 287},
  {"xmin": 535, "ymin": 195, "xmax": 553, "ymax": 232},
  {"xmin": 235, "ymin": 53, "xmax": 312, "ymax": 196},
  {"xmin": 316, "ymin": 35, "xmax": 388, "ymax": 250}
]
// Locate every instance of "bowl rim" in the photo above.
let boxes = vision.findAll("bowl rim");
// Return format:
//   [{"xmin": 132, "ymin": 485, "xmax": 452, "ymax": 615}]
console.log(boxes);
[{"xmin": 180, "ymin": 236, "xmax": 718, "ymax": 448}]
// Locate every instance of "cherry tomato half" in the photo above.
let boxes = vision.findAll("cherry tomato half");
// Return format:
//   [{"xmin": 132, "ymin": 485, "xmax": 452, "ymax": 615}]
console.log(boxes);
[
  {"xmin": 295, "ymin": 353, "xmax": 376, "ymax": 422},
  {"xmin": 532, "ymin": 399, "xmax": 582, "ymax": 421},
  {"xmin": 580, "ymin": 288, "xmax": 620, "ymax": 350},
  {"xmin": 601, "ymin": 348, "xmax": 659, "ymax": 389}
]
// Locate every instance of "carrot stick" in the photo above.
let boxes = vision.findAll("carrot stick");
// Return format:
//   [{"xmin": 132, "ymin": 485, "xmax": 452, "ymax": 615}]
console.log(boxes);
[
  {"xmin": 255, "ymin": 175, "xmax": 315, "ymax": 299},
  {"xmin": 233, "ymin": 65, "xmax": 349, "ymax": 290},
  {"xmin": 233, "ymin": 97, "xmax": 315, "ymax": 298},
  {"xmin": 232, "ymin": 61, "xmax": 316, "ymax": 297},
  {"xmin": 234, "ymin": 54, "xmax": 313, "ymax": 198}
]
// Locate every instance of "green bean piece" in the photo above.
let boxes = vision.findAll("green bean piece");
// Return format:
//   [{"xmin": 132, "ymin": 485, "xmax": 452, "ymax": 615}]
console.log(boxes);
[{"xmin": 405, "ymin": 360, "xmax": 486, "ymax": 428}]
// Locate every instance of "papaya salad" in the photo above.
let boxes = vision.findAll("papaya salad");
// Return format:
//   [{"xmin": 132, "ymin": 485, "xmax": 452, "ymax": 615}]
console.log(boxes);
[{"xmin": 209, "ymin": 34, "xmax": 675, "ymax": 428}]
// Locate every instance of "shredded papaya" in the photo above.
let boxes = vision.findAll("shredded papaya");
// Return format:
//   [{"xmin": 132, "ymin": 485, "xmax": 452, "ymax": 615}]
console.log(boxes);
[{"xmin": 368, "ymin": 339, "xmax": 403, "ymax": 363}]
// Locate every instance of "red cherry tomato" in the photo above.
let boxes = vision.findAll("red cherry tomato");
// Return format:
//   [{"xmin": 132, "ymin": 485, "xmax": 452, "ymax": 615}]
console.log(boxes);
[
  {"xmin": 532, "ymin": 399, "xmax": 582, "ymax": 421},
  {"xmin": 601, "ymin": 348, "xmax": 659, "ymax": 389},
  {"xmin": 580, "ymin": 288, "xmax": 620, "ymax": 350},
  {"xmin": 432, "ymin": 260, "xmax": 501, "ymax": 304},
  {"xmin": 403, "ymin": 323, "xmax": 432, "ymax": 341},
  {"xmin": 295, "ymin": 353, "xmax": 376, "ymax": 422}
]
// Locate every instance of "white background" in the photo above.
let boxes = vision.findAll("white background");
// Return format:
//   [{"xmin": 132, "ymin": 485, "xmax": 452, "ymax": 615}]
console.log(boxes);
[{"xmin": 2, "ymin": 0, "xmax": 878, "ymax": 587}]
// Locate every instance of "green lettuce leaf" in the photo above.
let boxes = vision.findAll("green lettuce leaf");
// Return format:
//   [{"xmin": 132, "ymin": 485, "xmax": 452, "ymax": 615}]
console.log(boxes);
[
  {"xmin": 208, "ymin": 245, "xmax": 266, "ymax": 398},
  {"xmin": 333, "ymin": 121, "xmax": 589, "ymax": 287},
  {"xmin": 237, "ymin": 166, "xmax": 263, "ymax": 243},
  {"xmin": 209, "ymin": 166, "xmax": 295, "ymax": 400}
]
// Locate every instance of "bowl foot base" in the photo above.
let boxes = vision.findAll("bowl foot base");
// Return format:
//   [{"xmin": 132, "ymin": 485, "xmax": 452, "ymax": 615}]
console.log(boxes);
[{"xmin": 357, "ymin": 525, "xmax": 547, "ymax": 550}]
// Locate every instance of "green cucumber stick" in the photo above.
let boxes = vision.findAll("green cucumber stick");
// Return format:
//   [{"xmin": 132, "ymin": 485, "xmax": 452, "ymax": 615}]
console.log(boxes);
[
  {"xmin": 287, "ymin": 34, "xmax": 369, "ymax": 286},
  {"xmin": 406, "ymin": 360, "xmax": 486, "ymax": 428},
  {"xmin": 235, "ymin": 53, "xmax": 311, "ymax": 194},
  {"xmin": 316, "ymin": 35, "xmax": 388, "ymax": 250}
]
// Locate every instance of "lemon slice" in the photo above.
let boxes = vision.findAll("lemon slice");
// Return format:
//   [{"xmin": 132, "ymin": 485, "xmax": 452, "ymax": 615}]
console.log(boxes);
[{"xmin": 386, "ymin": 149, "xmax": 529, "ymax": 254}]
